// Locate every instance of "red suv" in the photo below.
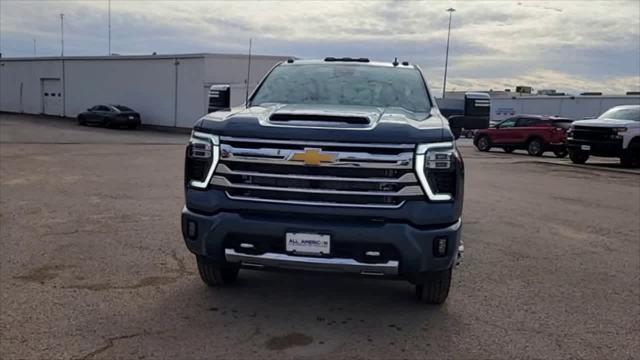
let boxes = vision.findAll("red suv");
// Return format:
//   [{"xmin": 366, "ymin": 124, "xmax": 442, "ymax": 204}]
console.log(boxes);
[{"xmin": 473, "ymin": 115, "xmax": 573, "ymax": 157}]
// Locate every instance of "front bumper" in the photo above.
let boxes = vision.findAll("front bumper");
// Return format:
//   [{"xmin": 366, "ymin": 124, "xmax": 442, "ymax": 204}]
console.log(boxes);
[
  {"xmin": 182, "ymin": 207, "xmax": 462, "ymax": 279},
  {"xmin": 112, "ymin": 116, "xmax": 141, "ymax": 126},
  {"xmin": 567, "ymin": 139, "xmax": 622, "ymax": 157}
]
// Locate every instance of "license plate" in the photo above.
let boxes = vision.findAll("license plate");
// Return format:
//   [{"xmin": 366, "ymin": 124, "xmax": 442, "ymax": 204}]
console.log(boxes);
[
  {"xmin": 581, "ymin": 145, "xmax": 591, "ymax": 151},
  {"xmin": 128, "ymin": 116, "xmax": 134, "ymax": 120},
  {"xmin": 286, "ymin": 232, "xmax": 330, "ymax": 255}
]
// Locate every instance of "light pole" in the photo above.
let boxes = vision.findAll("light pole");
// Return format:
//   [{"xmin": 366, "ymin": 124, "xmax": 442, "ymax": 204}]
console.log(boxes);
[
  {"xmin": 108, "ymin": 0, "xmax": 111, "ymax": 55},
  {"xmin": 33, "ymin": 39, "xmax": 36, "ymax": 56},
  {"xmin": 60, "ymin": 13, "xmax": 66, "ymax": 117},
  {"xmin": 60, "ymin": 13, "xmax": 65, "ymax": 56},
  {"xmin": 442, "ymin": 7, "xmax": 455, "ymax": 99}
]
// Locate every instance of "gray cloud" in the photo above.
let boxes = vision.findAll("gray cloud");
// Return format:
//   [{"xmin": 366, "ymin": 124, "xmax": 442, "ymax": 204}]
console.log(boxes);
[{"xmin": 1, "ymin": 0, "xmax": 638, "ymax": 94}]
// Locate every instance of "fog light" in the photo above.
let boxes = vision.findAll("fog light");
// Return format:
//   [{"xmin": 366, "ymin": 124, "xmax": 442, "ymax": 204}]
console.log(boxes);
[
  {"xmin": 434, "ymin": 236, "xmax": 448, "ymax": 257},
  {"xmin": 187, "ymin": 220, "xmax": 197, "ymax": 239}
]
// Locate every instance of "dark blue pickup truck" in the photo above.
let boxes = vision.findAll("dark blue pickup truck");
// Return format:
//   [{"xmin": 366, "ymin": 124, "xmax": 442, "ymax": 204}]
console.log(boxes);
[{"xmin": 181, "ymin": 58, "xmax": 464, "ymax": 304}]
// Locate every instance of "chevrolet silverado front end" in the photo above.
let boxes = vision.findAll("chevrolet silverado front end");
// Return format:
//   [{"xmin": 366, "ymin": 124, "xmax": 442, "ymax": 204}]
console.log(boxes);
[{"xmin": 181, "ymin": 58, "xmax": 464, "ymax": 304}]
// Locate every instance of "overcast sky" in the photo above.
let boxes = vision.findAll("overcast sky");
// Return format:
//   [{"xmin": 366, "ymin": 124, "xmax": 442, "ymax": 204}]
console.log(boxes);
[{"xmin": 1, "ymin": 0, "xmax": 639, "ymax": 94}]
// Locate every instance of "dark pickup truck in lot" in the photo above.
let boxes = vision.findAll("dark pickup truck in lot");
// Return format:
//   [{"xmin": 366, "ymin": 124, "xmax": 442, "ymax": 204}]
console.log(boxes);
[{"xmin": 181, "ymin": 58, "xmax": 464, "ymax": 304}]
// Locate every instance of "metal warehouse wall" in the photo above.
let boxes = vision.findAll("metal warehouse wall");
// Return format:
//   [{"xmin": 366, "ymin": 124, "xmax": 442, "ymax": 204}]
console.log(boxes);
[
  {"xmin": 0, "ymin": 53, "xmax": 289, "ymax": 128},
  {"xmin": 491, "ymin": 96, "xmax": 640, "ymax": 121}
]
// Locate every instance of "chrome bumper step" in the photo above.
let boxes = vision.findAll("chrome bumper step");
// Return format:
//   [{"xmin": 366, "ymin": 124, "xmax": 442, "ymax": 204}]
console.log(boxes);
[{"xmin": 224, "ymin": 249, "xmax": 399, "ymax": 276}]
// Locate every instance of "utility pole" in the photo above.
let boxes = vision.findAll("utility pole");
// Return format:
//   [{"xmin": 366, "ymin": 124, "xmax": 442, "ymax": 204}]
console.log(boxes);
[
  {"xmin": 442, "ymin": 7, "xmax": 455, "ymax": 99},
  {"xmin": 60, "ymin": 13, "xmax": 66, "ymax": 117},
  {"xmin": 33, "ymin": 39, "xmax": 36, "ymax": 56},
  {"xmin": 244, "ymin": 38, "xmax": 253, "ymax": 106},
  {"xmin": 60, "ymin": 13, "xmax": 65, "ymax": 56},
  {"xmin": 108, "ymin": 0, "xmax": 111, "ymax": 55}
]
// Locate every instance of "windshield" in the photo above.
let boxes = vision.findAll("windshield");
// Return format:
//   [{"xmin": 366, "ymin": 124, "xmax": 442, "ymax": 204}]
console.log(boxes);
[
  {"xmin": 112, "ymin": 105, "xmax": 133, "ymax": 112},
  {"xmin": 251, "ymin": 64, "xmax": 432, "ymax": 112},
  {"xmin": 599, "ymin": 107, "xmax": 640, "ymax": 121}
]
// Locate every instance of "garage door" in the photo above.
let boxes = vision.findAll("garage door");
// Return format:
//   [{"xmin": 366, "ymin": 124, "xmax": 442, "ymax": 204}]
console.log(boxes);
[{"xmin": 42, "ymin": 79, "xmax": 63, "ymax": 116}]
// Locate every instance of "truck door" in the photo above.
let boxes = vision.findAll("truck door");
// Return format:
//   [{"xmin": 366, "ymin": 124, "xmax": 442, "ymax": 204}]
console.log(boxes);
[
  {"xmin": 514, "ymin": 117, "xmax": 536, "ymax": 143},
  {"xmin": 41, "ymin": 79, "xmax": 63, "ymax": 116},
  {"xmin": 492, "ymin": 117, "xmax": 518, "ymax": 144}
]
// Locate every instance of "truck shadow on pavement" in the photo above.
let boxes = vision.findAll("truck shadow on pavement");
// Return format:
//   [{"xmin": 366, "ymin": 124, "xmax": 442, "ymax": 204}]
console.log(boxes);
[{"xmin": 127, "ymin": 270, "xmax": 464, "ymax": 357}]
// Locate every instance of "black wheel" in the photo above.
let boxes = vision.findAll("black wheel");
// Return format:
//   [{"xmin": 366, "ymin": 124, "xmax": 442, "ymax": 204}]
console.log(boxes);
[
  {"xmin": 476, "ymin": 136, "xmax": 491, "ymax": 152},
  {"xmin": 127, "ymin": 124, "xmax": 138, "ymax": 130},
  {"xmin": 415, "ymin": 267, "xmax": 452, "ymax": 305},
  {"xmin": 553, "ymin": 149, "xmax": 568, "ymax": 158},
  {"xmin": 527, "ymin": 138, "xmax": 544, "ymax": 156},
  {"xmin": 569, "ymin": 149, "xmax": 589, "ymax": 164},
  {"xmin": 503, "ymin": 147, "xmax": 514, "ymax": 153},
  {"xmin": 77, "ymin": 116, "xmax": 86, "ymax": 126},
  {"xmin": 620, "ymin": 149, "xmax": 640, "ymax": 168},
  {"xmin": 196, "ymin": 255, "xmax": 240, "ymax": 287}
]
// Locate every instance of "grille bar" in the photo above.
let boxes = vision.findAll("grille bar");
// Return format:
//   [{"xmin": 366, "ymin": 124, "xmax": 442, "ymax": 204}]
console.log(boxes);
[
  {"xmin": 211, "ymin": 176, "xmax": 423, "ymax": 196},
  {"xmin": 220, "ymin": 144, "xmax": 413, "ymax": 168},
  {"xmin": 220, "ymin": 136, "xmax": 415, "ymax": 149},
  {"xmin": 215, "ymin": 164, "xmax": 417, "ymax": 183}
]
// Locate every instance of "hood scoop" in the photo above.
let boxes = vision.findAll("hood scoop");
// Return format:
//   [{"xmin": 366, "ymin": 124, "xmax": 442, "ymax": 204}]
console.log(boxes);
[{"xmin": 269, "ymin": 113, "xmax": 371, "ymax": 127}]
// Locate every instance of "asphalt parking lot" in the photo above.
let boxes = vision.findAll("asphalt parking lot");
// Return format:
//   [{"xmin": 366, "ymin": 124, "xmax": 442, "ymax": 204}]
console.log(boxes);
[{"xmin": 1, "ymin": 113, "xmax": 639, "ymax": 359}]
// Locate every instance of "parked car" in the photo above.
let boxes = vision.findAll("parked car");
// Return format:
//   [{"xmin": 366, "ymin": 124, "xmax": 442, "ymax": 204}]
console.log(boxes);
[
  {"xmin": 77, "ymin": 105, "xmax": 141, "ymax": 129},
  {"xmin": 462, "ymin": 129, "xmax": 475, "ymax": 138},
  {"xmin": 182, "ymin": 58, "xmax": 464, "ymax": 304},
  {"xmin": 567, "ymin": 105, "xmax": 640, "ymax": 167},
  {"xmin": 473, "ymin": 115, "xmax": 573, "ymax": 157}
]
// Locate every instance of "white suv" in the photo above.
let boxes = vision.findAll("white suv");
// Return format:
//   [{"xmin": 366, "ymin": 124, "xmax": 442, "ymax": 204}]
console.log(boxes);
[{"xmin": 567, "ymin": 105, "xmax": 640, "ymax": 167}]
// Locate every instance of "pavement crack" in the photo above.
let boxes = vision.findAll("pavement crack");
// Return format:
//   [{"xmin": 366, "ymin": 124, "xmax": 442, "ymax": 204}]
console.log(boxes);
[
  {"xmin": 14, "ymin": 264, "xmax": 76, "ymax": 283},
  {"xmin": 76, "ymin": 332, "xmax": 144, "ymax": 360}
]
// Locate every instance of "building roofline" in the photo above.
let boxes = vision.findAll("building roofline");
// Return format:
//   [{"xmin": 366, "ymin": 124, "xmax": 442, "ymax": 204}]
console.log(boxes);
[{"xmin": 0, "ymin": 52, "xmax": 291, "ymax": 62}]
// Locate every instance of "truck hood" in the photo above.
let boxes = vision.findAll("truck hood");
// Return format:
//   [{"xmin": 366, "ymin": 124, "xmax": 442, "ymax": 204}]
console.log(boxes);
[
  {"xmin": 194, "ymin": 104, "xmax": 450, "ymax": 144},
  {"xmin": 572, "ymin": 118, "xmax": 639, "ymax": 128}
]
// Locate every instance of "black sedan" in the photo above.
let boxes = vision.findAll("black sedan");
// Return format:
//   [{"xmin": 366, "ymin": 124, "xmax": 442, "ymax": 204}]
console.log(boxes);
[{"xmin": 77, "ymin": 105, "xmax": 141, "ymax": 129}]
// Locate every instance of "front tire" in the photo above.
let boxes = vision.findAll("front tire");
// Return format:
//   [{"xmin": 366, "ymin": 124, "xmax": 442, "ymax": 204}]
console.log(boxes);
[
  {"xmin": 196, "ymin": 255, "xmax": 240, "ymax": 287},
  {"xmin": 77, "ymin": 116, "xmax": 86, "ymax": 126},
  {"xmin": 620, "ymin": 149, "xmax": 640, "ymax": 168},
  {"xmin": 476, "ymin": 136, "xmax": 491, "ymax": 152},
  {"xmin": 415, "ymin": 268, "xmax": 452, "ymax": 305},
  {"xmin": 527, "ymin": 138, "xmax": 544, "ymax": 156},
  {"xmin": 569, "ymin": 149, "xmax": 589, "ymax": 164},
  {"xmin": 553, "ymin": 149, "xmax": 568, "ymax": 158}
]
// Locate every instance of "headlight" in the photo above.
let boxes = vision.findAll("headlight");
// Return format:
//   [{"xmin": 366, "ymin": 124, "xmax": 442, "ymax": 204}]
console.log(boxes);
[
  {"xmin": 613, "ymin": 127, "xmax": 628, "ymax": 133},
  {"xmin": 186, "ymin": 131, "xmax": 219, "ymax": 189},
  {"xmin": 415, "ymin": 142, "xmax": 458, "ymax": 201}
]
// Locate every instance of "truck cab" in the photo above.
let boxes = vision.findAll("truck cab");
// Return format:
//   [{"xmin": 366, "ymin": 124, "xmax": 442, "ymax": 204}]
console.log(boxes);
[{"xmin": 182, "ymin": 58, "xmax": 464, "ymax": 304}]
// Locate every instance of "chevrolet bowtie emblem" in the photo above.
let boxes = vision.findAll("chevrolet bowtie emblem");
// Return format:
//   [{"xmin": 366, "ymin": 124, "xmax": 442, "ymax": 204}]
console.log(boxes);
[{"xmin": 290, "ymin": 148, "xmax": 336, "ymax": 166}]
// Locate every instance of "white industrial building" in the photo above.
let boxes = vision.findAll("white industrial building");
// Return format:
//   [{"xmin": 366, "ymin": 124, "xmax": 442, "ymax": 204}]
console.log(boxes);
[{"xmin": 0, "ymin": 53, "xmax": 289, "ymax": 128}]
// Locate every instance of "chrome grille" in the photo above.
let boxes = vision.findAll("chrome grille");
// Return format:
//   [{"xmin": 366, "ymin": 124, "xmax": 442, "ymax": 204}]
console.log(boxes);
[
  {"xmin": 572, "ymin": 126, "xmax": 615, "ymax": 141},
  {"xmin": 212, "ymin": 136, "xmax": 421, "ymax": 208}
]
